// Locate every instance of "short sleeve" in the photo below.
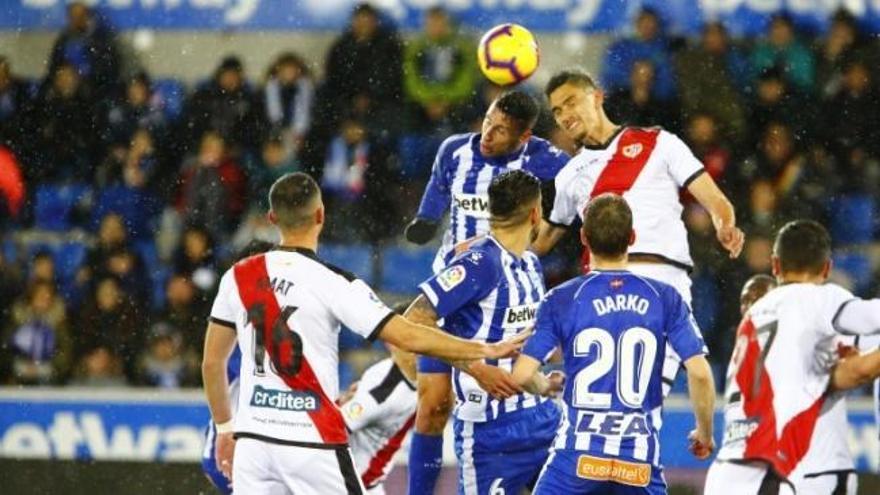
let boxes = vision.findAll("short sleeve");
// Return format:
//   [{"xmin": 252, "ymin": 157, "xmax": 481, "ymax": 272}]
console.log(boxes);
[
  {"xmin": 548, "ymin": 166, "xmax": 581, "ymax": 227},
  {"xmin": 527, "ymin": 138, "xmax": 569, "ymax": 180},
  {"xmin": 522, "ymin": 295, "xmax": 560, "ymax": 364},
  {"xmin": 340, "ymin": 387, "xmax": 382, "ymax": 432},
  {"xmin": 328, "ymin": 278, "xmax": 395, "ymax": 341},
  {"xmin": 661, "ymin": 132, "xmax": 705, "ymax": 188},
  {"xmin": 209, "ymin": 269, "xmax": 239, "ymax": 329},
  {"xmin": 419, "ymin": 250, "xmax": 500, "ymax": 319},
  {"xmin": 664, "ymin": 287, "xmax": 708, "ymax": 362}
]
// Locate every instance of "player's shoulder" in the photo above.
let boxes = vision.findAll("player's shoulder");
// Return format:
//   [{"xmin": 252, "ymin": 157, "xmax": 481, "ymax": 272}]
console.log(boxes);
[
  {"xmin": 269, "ymin": 248, "xmax": 358, "ymax": 283},
  {"xmin": 450, "ymin": 237, "xmax": 504, "ymax": 277},
  {"xmin": 620, "ymin": 271, "xmax": 682, "ymax": 302},
  {"xmin": 525, "ymin": 136, "xmax": 568, "ymax": 159},
  {"xmin": 438, "ymin": 133, "xmax": 475, "ymax": 158},
  {"xmin": 554, "ymin": 150, "xmax": 589, "ymax": 183}
]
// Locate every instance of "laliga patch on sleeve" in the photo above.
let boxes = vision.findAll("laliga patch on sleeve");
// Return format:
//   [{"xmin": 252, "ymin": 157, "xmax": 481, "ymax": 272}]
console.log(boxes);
[
  {"xmin": 437, "ymin": 265, "xmax": 466, "ymax": 292},
  {"xmin": 345, "ymin": 401, "xmax": 364, "ymax": 420}
]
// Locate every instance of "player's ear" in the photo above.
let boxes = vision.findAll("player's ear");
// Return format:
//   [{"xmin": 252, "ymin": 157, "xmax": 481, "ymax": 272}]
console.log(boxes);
[
  {"xmin": 771, "ymin": 255, "xmax": 781, "ymax": 277},
  {"xmin": 519, "ymin": 128, "xmax": 532, "ymax": 147},
  {"xmin": 267, "ymin": 210, "xmax": 278, "ymax": 226},
  {"xmin": 821, "ymin": 259, "xmax": 832, "ymax": 280},
  {"xmin": 579, "ymin": 228, "xmax": 588, "ymax": 249},
  {"xmin": 314, "ymin": 206, "xmax": 325, "ymax": 226},
  {"xmin": 628, "ymin": 229, "xmax": 636, "ymax": 246}
]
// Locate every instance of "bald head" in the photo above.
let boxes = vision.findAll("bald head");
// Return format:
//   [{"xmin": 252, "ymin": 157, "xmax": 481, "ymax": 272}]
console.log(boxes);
[{"xmin": 740, "ymin": 274, "xmax": 777, "ymax": 315}]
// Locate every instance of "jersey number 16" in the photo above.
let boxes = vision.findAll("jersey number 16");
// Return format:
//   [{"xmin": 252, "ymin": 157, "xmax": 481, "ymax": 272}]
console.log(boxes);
[
  {"xmin": 573, "ymin": 327, "xmax": 658, "ymax": 409},
  {"xmin": 247, "ymin": 303, "xmax": 304, "ymax": 378}
]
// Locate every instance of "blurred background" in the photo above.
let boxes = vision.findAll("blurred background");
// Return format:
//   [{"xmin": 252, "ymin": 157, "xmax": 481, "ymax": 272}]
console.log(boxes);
[{"xmin": 1, "ymin": 0, "xmax": 880, "ymax": 493}]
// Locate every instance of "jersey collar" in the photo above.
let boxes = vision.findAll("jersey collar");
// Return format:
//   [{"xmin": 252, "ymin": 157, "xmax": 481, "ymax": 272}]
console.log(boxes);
[
  {"xmin": 582, "ymin": 125, "xmax": 626, "ymax": 151},
  {"xmin": 273, "ymin": 245, "xmax": 318, "ymax": 259}
]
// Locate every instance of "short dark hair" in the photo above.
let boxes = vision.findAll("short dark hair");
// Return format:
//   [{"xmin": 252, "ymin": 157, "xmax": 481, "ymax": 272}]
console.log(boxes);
[
  {"xmin": 488, "ymin": 170, "xmax": 541, "ymax": 228},
  {"xmin": 269, "ymin": 172, "xmax": 321, "ymax": 230},
  {"xmin": 582, "ymin": 194, "xmax": 632, "ymax": 258},
  {"xmin": 545, "ymin": 69, "xmax": 599, "ymax": 98},
  {"xmin": 773, "ymin": 220, "xmax": 831, "ymax": 275},
  {"xmin": 494, "ymin": 91, "xmax": 539, "ymax": 133}
]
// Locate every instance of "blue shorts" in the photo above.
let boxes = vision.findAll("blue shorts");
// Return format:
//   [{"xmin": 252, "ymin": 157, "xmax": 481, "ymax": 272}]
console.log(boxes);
[
  {"xmin": 201, "ymin": 422, "xmax": 232, "ymax": 495},
  {"xmin": 453, "ymin": 400, "xmax": 560, "ymax": 495},
  {"xmin": 417, "ymin": 355, "xmax": 452, "ymax": 374},
  {"xmin": 534, "ymin": 450, "xmax": 666, "ymax": 495}
]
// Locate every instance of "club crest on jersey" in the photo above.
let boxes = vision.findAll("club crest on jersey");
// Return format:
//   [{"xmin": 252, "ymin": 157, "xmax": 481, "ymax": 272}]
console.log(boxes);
[
  {"xmin": 437, "ymin": 265, "xmax": 466, "ymax": 291},
  {"xmin": 622, "ymin": 143, "xmax": 643, "ymax": 159}
]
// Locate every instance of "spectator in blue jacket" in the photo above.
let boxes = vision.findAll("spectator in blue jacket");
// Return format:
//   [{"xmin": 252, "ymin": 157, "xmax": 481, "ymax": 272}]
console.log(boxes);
[{"xmin": 602, "ymin": 7, "xmax": 677, "ymax": 100}]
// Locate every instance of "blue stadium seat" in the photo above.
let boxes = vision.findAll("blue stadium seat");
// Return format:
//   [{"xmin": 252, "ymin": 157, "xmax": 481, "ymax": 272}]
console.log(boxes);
[
  {"xmin": 152, "ymin": 78, "xmax": 186, "ymax": 121},
  {"xmin": 830, "ymin": 195, "xmax": 876, "ymax": 246},
  {"xmin": 54, "ymin": 241, "xmax": 86, "ymax": 286},
  {"xmin": 34, "ymin": 183, "xmax": 91, "ymax": 231},
  {"xmin": 133, "ymin": 239, "xmax": 166, "ymax": 310},
  {"xmin": 319, "ymin": 243, "xmax": 374, "ymax": 284},
  {"xmin": 92, "ymin": 186, "xmax": 160, "ymax": 240},
  {"xmin": 380, "ymin": 245, "xmax": 435, "ymax": 295},
  {"xmin": 832, "ymin": 252, "xmax": 873, "ymax": 295},
  {"xmin": 398, "ymin": 134, "xmax": 443, "ymax": 179}
]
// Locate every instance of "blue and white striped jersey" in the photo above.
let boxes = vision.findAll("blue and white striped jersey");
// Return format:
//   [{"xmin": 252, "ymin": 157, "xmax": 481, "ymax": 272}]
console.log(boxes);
[
  {"xmin": 522, "ymin": 270, "xmax": 706, "ymax": 468},
  {"xmin": 419, "ymin": 235, "xmax": 547, "ymax": 422},
  {"xmin": 415, "ymin": 133, "xmax": 568, "ymax": 273}
]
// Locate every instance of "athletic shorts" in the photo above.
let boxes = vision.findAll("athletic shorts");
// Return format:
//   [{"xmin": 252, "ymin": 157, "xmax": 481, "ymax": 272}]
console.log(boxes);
[
  {"xmin": 453, "ymin": 400, "xmax": 560, "ymax": 495},
  {"xmin": 794, "ymin": 470, "xmax": 856, "ymax": 495},
  {"xmin": 233, "ymin": 436, "xmax": 365, "ymax": 495},
  {"xmin": 533, "ymin": 450, "xmax": 666, "ymax": 495},
  {"xmin": 704, "ymin": 460, "xmax": 795, "ymax": 495}
]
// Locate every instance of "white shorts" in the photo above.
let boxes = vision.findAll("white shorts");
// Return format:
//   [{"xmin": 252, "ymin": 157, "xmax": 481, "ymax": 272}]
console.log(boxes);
[
  {"xmin": 628, "ymin": 262, "xmax": 695, "ymax": 396},
  {"xmin": 233, "ymin": 437, "xmax": 366, "ymax": 494},
  {"xmin": 793, "ymin": 470, "xmax": 857, "ymax": 495},
  {"xmin": 704, "ymin": 461, "xmax": 795, "ymax": 495}
]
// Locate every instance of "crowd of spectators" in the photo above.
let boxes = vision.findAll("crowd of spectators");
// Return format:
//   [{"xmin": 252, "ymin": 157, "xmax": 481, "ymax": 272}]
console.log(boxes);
[{"xmin": 1, "ymin": 3, "xmax": 879, "ymax": 390}]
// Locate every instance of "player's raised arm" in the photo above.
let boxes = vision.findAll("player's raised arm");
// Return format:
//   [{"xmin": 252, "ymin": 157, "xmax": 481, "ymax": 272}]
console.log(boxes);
[
  {"xmin": 687, "ymin": 171, "xmax": 743, "ymax": 259},
  {"xmin": 405, "ymin": 138, "xmax": 454, "ymax": 245}
]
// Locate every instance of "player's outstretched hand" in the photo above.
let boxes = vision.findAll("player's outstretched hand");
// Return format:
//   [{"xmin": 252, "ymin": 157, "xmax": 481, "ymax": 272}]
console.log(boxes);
[
  {"xmin": 485, "ymin": 330, "xmax": 530, "ymax": 360},
  {"xmin": 544, "ymin": 371, "xmax": 565, "ymax": 397},
  {"xmin": 470, "ymin": 363, "xmax": 523, "ymax": 399},
  {"xmin": 717, "ymin": 225, "xmax": 745, "ymax": 259},
  {"xmin": 216, "ymin": 431, "xmax": 236, "ymax": 481},
  {"xmin": 405, "ymin": 218, "xmax": 439, "ymax": 245},
  {"xmin": 687, "ymin": 429, "xmax": 714, "ymax": 460}
]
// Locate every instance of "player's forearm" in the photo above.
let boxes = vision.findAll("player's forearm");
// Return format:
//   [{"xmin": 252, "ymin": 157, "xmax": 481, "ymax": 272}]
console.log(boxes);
[
  {"xmin": 531, "ymin": 221, "xmax": 565, "ymax": 256},
  {"xmin": 831, "ymin": 350, "xmax": 880, "ymax": 391},
  {"xmin": 202, "ymin": 358, "xmax": 233, "ymax": 425},
  {"xmin": 404, "ymin": 295, "xmax": 440, "ymax": 328},
  {"xmin": 382, "ymin": 316, "xmax": 490, "ymax": 361},
  {"xmin": 690, "ymin": 174, "xmax": 735, "ymax": 229},
  {"xmin": 519, "ymin": 371, "xmax": 550, "ymax": 396},
  {"xmin": 685, "ymin": 357, "xmax": 716, "ymax": 436}
]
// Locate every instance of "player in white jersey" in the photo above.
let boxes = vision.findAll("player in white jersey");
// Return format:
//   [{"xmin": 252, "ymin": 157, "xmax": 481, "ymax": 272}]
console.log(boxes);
[
  {"xmin": 340, "ymin": 344, "xmax": 417, "ymax": 494},
  {"xmin": 706, "ymin": 220, "xmax": 880, "ymax": 494},
  {"xmin": 532, "ymin": 69, "xmax": 744, "ymax": 397},
  {"xmin": 201, "ymin": 173, "xmax": 525, "ymax": 494}
]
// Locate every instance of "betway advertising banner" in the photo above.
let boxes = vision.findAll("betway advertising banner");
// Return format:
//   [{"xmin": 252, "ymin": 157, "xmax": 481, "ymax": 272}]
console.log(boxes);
[
  {"xmin": 0, "ymin": 389, "xmax": 878, "ymax": 471},
  {"xmin": 3, "ymin": 0, "xmax": 880, "ymax": 35}
]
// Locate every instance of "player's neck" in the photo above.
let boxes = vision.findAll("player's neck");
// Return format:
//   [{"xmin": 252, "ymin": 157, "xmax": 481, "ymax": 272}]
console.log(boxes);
[
  {"xmin": 590, "ymin": 254, "xmax": 628, "ymax": 271},
  {"xmin": 778, "ymin": 272, "xmax": 826, "ymax": 285},
  {"xmin": 583, "ymin": 119, "xmax": 621, "ymax": 147},
  {"xmin": 491, "ymin": 226, "xmax": 530, "ymax": 257},
  {"xmin": 277, "ymin": 230, "xmax": 319, "ymax": 253}
]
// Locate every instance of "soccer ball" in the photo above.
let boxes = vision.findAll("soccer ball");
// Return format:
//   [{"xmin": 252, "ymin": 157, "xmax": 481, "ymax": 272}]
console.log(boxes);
[{"xmin": 477, "ymin": 24, "xmax": 539, "ymax": 86}]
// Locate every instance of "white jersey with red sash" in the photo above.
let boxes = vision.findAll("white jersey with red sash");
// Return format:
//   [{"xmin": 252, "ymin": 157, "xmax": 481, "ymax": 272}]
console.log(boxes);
[
  {"xmin": 209, "ymin": 246, "xmax": 394, "ymax": 446},
  {"xmin": 548, "ymin": 126, "xmax": 704, "ymax": 271},
  {"xmin": 716, "ymin": 283, "xmax": 856, "ymax": 478}
]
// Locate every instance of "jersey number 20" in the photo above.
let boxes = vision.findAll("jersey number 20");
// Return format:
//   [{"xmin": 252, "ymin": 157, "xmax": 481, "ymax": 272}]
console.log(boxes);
[{"xmin": 573, "ymin": 327, "xmax": 658, "ymax": 409}]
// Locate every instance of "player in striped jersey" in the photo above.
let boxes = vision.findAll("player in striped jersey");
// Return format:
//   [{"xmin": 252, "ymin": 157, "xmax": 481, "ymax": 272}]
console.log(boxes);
[
  {"xmin": 513, "ymin": 194, "xmax": 716, "ymax": 494},
  {"xmin": 404, "ymin": 90, "xmax": 569, "ymax": 273},
  {"xmin": 405, "ymin": 170, "xmax": 562, "ymax": 495},
  {"xmin": 533, "ymin": 69, "xmax": 743, "ymax": 398},
  {"xmin": 405, "ymin": 91, "xmax": 567, "ymax": 494}
]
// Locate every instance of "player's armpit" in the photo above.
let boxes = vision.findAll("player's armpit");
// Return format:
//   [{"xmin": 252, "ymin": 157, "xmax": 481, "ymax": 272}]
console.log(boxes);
[
  {"xmin": 830, "ymin": 349, "xmax": 880, "ymax": 392},
  {"xmin": 531, "ymin": 220, "xmax": 567, "ymax": 256}
]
